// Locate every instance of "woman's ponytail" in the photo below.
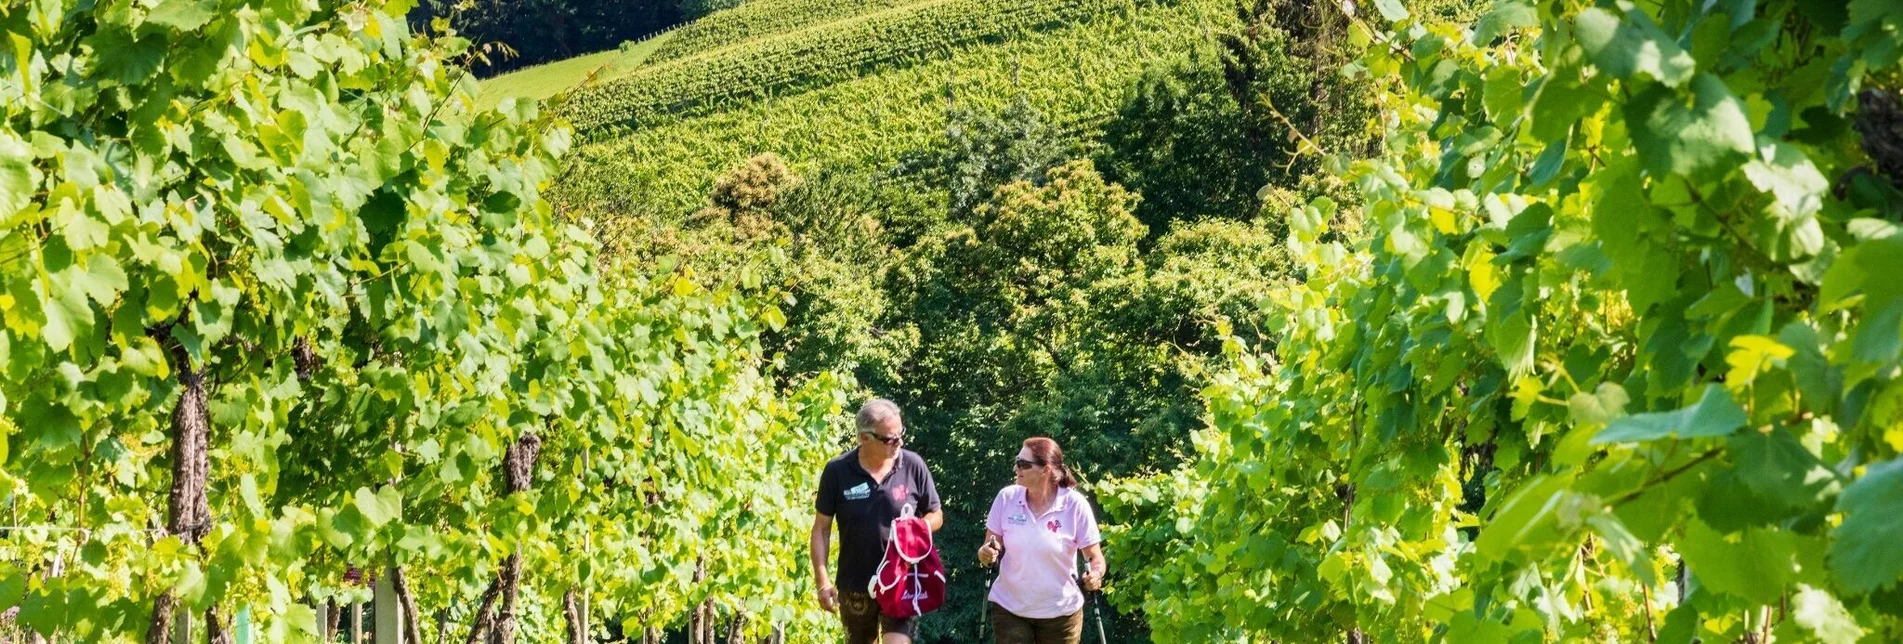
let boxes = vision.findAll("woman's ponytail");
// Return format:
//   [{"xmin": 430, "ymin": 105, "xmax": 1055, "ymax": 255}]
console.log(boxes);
[{"xmin": 1024, "ymin": 437, "xmax": 1077, "ymax": 488}]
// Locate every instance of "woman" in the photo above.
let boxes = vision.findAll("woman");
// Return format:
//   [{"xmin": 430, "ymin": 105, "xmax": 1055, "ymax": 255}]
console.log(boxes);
[{"xmin": 976, "ymin": 437, "xmax": 1106, "ymax": 644}]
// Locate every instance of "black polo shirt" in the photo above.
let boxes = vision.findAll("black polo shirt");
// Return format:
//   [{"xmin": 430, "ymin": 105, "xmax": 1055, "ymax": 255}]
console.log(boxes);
[{"xmin": 815, "ymin": 447, "xmax": 941, "ymax": 592}]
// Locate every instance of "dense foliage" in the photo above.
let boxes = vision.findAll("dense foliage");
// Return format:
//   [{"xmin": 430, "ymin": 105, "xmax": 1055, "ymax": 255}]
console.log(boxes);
[
  {"xmin": 1106, "ymin": 0, "xmax": 1903, "ymax": 642},
  {"xmin": 1097, "ymin": 0, "xmax": 1376, "ymax": 230},
  {"xmin": 558, "ymin": 0, "xmax": 1126, "ymax": 141},
  {"xmin": 0, "ymin": 0, "xmax": 848, "ymax": 642}
]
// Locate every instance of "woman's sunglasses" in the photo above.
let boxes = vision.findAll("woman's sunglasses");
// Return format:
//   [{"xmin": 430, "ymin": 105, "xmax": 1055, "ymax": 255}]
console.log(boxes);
[
  {"xmin": 862, "ymin": 432, "xmax": 904, "ymax": 446},
  {"xmin": 1014, "ymin": 458, "xmax": 1044, "ymax": 470}
]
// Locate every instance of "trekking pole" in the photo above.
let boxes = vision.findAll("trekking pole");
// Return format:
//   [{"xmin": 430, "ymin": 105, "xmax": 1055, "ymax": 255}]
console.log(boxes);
[
  {"xmin": 1090, "ymin": 586, "xmax": 1108, "ymax": 644},
  {"xmin": 978, "ymin": 538, "xmax": 1002, "ymax": 642},
  {"xmin": 1078, "ymin": 573, "xmax": 1108, "ymax": 644}
]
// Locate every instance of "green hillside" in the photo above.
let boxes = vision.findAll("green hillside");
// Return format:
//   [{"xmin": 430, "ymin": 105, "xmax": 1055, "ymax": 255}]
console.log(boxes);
[
  {"xmin": 648, "ymin": 0, "xmax": 920, "ymax": 63},
  {"xmin": 555, "ymin": 0, "xmax": 1220, "ymax": 217},
  {"xmin": 559, "ymin": 0, "xmax": 1136, "ymax": 140}
]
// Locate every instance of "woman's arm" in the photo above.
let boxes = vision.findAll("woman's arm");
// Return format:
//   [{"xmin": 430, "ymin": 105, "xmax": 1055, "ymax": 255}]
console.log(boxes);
[{"xmin": 1080, "ymin": 543, "xmax": 1106, "ymax": 590}]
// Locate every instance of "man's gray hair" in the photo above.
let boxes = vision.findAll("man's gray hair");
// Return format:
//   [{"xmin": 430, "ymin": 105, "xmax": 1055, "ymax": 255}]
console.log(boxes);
[{"xmin": 855, "ymin": 398, "xmax": 903, "ymax": 434}]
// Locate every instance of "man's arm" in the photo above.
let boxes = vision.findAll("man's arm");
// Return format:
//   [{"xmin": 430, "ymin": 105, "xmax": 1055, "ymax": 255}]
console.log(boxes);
[
  {"xmin": 917, "ymin": 455, "xmax": 944, "ymax": 532},
  {"xmin": 810, "ymin": 512, "xmax": 838, "ymax": 612}
]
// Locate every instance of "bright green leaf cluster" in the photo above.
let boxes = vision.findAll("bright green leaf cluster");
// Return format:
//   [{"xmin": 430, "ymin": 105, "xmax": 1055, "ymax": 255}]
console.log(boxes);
[
  {"xmin": 0, "ymin": 0, "xmax": 852, "ymax": 641},
  {"xmin": 1110, "ymin": 0, "xmax": 1903, "ymax": 641}
]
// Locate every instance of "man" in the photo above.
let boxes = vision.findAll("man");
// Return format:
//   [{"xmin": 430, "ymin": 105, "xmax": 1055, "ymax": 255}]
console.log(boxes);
[{"xmin": 812, "ymin": 398, "xmax": 944, "ymax": 643}]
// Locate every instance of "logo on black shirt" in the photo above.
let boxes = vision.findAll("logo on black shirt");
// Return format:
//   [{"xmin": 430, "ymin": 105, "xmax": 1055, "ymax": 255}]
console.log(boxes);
[{"xmin": 844, "ymin": 482, "xmax": 871, "ymax": 500}]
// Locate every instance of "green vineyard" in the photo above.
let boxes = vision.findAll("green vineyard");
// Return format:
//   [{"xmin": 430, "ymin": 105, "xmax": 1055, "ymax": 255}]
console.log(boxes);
[
  {"xmin": 648, "ymin": 0, "xmax": 921, "ymax": 64},
  {"xmin": 553, "ymin": 0, "xmax": 1214, "ymax": 217},
  {"xmin": 557, "ymin": 0, "xmax": 1131, "ymax": 140}
]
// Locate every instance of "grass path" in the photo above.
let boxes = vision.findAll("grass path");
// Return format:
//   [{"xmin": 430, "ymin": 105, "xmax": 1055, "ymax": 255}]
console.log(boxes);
[{"xmin": 477, "ymin": 31, "xmax": 677, "ymax": 109}]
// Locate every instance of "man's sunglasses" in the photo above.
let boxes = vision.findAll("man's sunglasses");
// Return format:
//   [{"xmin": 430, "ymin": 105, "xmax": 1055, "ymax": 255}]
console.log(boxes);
[
  {"xmin": 862, "ymin": 432, "xmax": 904, "ymax": 445},
  {"xmin": 1014, "ymin": 458, "xmax": 1045, "ymax": 470}
]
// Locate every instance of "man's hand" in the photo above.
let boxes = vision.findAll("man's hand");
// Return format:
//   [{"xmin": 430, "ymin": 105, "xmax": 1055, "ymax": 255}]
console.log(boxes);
[
  {"xmin": 1081, "ymin": 570, "xmax": 1103, "ymax": 592},
  {"xmin": 817, "ymin": 584, "xmax": 839, "ymax": 613}
]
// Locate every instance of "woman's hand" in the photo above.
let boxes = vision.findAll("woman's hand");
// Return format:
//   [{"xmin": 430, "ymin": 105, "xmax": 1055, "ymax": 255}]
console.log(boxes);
[
  {"xmin": 979, "ymin": 532, "xmax": 1003, "ymax": 566},
  {"xmin": 1081, "ymin": 543, "xmax": 1106, "ymax": 591}
]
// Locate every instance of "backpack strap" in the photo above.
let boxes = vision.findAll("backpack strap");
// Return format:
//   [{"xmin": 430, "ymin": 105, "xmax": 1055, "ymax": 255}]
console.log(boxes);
[{"xmin": 892, "ymin": 505, "xmax": 933, "ymax": 562}]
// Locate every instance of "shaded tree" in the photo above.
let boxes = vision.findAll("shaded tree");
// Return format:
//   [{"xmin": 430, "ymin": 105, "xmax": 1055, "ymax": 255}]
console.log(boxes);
[{"xmin": 896, "ymin": 99, "xmax": 1078, "ymax": 222}]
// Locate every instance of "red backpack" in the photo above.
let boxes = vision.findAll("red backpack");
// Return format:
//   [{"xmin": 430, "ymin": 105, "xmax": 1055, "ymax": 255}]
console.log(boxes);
[{"xmin": 868, "ymin": 503, "xmax": 946, "ymax": 618}]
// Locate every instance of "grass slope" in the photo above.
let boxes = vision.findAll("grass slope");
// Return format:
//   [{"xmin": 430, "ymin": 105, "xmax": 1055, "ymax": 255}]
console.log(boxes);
[
  {"xmin": 554, "ymin": 0, "xmax": 1225, "ymax": 217},
  {"xmin": 477, "ymin": 30, "xmax": 676, "ymax": 109}
]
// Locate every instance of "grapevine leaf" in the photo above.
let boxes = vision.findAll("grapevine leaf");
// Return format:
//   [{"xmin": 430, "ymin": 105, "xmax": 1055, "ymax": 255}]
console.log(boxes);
[
  {"xmin": 1731, "ymin": 429, "xmax": 1839, "ymax": 512},
  {"xmin": 1590, "ymin": 160, "xmax": 1678, "ymax": 313},
  {"xmin": 1527, "ymin": 132, "xmax": 1568, "ymax": 188},
  {"xmin": 1791, "ymin": 585, "xmax": 1866, "ymax": 643},
  {"xmin": 1482, "ymin": 67, "xmax": 1525, "ymax": 123},
  {"xmin": 74, "ymin": 254, "xmax": 129, "ymax": 306},
  {"xmin": 1743, "ymin": 142, "xmax": 1828, "ymax": 217},
  {"xmin": 1680, "ymin": 520, "xmax": 1795, "ymax": 603},
  {"xmin": 1779, "ymin": 321, "xmax": 1840, "ymax": 414},
  {"xmin": 1471, "ymin": 1, "xmax": 1536, "ymax": 45},
  {"xmin": 1586, "ymin": 514, "xmax": 1655, "ymax": 584},
  {"xmin": 33, "ymin": 277, "xmax": 91, "ymax": 352},
  {"xmin": 86, "ymin": 29, "xmax": 166, "ymax": 85},
  {"xmin": 1574, "ymin": 8, "xmax": 1697, "ymax": 87},
  {"xmin": 1723, "ymin": 335, "xmax": 1794, "ymax": 386},
  {"xmin": 1593, "ymin": 384, "xmax": 1746, "ymax": 444},
  {"xmin": 145, "ymin": 0, "xmax": 216, "ymax": 31},
  {"xmin": 1699, "ymin": 429, "xmax": 1840, "ymax": 532},
  {"xmin": 1830, "ymin": 457, "xmax": 1903, "ymax": 594},
  {"xmin": 0, "ymin": 132, "xmax": 34, "ymax": 220},
  {"xmin": 353, "ymin": 486, "xmax": 396, "ymax": 528},
  {"xmin": 1626, "ymin": 74, "xmax": 1755, "ymax": 183},
  {"xmin": 1529, "ymin": 72, "xmax": 1598, "ymax": 144},
  {"xmin": 1373, "ymin": 0, "xmax": 1408, "ymax": 22},
  {"xmin": 1476, "ymin": 475, "xmax": 1575, "ymax": 561},
  {"xmin": 1820, "ymin": 235, "xmax": 1903, "ymax": 367},
  {"xmin": 1566, "ymin": 382, "xmax": 1629, "ymax": 427}
]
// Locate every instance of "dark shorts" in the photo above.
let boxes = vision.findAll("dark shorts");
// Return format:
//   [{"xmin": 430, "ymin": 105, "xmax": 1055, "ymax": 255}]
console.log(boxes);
[
  {"xmin": 990, "ymin": 602, "xmax": 1082, "ymax": 644},
  {"xmin": 840, "ymin": 591, "xmax": 919, "ymax": 643}
]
